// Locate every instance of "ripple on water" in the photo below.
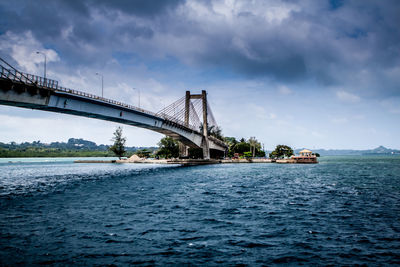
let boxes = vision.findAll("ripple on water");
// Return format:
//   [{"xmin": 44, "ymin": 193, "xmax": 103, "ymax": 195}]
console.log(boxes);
[{"xmin": 0, "ymin": 156, "xmax": 400, "ymax": 265}]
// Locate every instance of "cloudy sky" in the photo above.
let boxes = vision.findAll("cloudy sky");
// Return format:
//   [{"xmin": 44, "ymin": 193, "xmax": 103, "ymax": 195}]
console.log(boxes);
[{"xmin": 0, "ymin": 0, "xmax": 399, "ymax": 150}]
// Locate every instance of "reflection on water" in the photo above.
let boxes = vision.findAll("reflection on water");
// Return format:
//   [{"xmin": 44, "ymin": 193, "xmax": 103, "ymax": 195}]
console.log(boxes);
[{"xmin": 0, "ymin": 156, "xmax": 399, "ymax": 265}]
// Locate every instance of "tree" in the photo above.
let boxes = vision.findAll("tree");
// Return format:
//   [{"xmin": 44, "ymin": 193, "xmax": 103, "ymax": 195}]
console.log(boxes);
[
  {"xmin": 243, "ymin": 151, "xmax": 252, "ymax": 158},
  {"xmin": 223, "ymin": 136, "xmax": 266, "ymax": 158},
  {"xmin": 199, "ymin": 124, "xmax": 224, "ymax": 141},
  {"xmin": 109, "ymin": 126, "xmax": 126, "ymax": 159},
  {"xmin": 224, "ymin": 137, "xmax": 238, "ymax": 157},
  {"xmin": 156, "ymin": 136, "xmax": 179, "ymax": 159},
  {"xmin": 135, "ymin": 149, "xmax": 151, "ymax": 158},
  {"xmin": 257, "ymin": 150, "xmax": 266, "ymax": 157},
  {"xmin": 235, "ymin": 140, "xmax": 250, "ymax": 154},
  {"xmin": 248, "ymin": 136, "xmax": 261, "ymax": 157},
  {"xmin": 209, "ymin": 126, "xmax": 223, "ymax": 140},
  {"xmin": 269, "ymin": 145, "xmax": 293, "ymax": 159}
]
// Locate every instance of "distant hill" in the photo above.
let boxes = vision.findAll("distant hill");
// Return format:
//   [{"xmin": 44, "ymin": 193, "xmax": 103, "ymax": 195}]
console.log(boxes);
[{"xmin": 294, "ymin": 146, "xmax": 400, "ymax": 156}]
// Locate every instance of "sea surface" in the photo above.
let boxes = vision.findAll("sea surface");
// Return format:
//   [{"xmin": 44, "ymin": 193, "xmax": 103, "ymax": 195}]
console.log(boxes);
[{"xmin": 0, "ymin": 156, "xmax": 399, "ymax": 265}]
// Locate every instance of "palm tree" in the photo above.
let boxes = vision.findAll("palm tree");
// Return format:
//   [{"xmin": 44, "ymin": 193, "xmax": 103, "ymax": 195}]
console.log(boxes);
[
  {"xmin": 199, "ymin": 123, "xmax": 224, "ymax": 141},
  {"xmin": 248, "ymin": 136, "xmax": 261, "ymax": 157}
]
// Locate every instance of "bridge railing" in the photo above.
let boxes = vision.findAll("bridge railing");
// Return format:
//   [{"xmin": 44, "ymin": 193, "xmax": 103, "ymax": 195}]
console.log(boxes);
[
  {"xmin": 0, "ymin": 66, "xmax": 59, "ymax": 88},
  {"xmin": 54, "ymin": 84, "xmax": 160, "ymax": 117},
  {"xmin": 0, "ymin": 65, "xmax": 160, "ymax": 118}
]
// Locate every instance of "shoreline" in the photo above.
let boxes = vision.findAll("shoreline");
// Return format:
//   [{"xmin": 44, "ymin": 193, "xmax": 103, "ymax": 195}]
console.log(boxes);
[{"xmin": 74, "ymin": 158, "xmax": 317, "ymax": 165}]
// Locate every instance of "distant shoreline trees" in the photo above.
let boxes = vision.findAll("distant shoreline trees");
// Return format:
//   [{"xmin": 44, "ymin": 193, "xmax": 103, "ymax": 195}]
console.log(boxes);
[{"xmin": 0, "ymin": 137, "xmax": 153, "ymax": 158}]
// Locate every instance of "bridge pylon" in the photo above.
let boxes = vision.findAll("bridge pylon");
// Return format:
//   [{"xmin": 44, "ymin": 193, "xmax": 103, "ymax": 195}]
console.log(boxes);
[
  {"xmin": 178, "ymin": 90, "xmax": 210, "ymax": 159},
  {"xmin": 201, "ymin": 90, "xmax": 210, "ymax": 160}
]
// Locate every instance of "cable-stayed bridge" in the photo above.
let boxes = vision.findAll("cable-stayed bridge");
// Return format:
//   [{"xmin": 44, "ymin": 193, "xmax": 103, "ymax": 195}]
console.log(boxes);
[{"xmin": 0, "ymin": 57, "xmax": 227, "ymax": 159}]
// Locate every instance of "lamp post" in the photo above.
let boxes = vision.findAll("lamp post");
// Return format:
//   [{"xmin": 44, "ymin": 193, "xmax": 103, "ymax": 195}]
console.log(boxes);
[
  {"xmin": 36, "ymin": 51, "xmax": 46, "ymax": 85},
  {"xmin": 96, "ymin": 73, "xmax": 103, "ymax": 98},
  {"xmin": 132, "ymin": 88, "xmax": 140, "ymax": 108}
]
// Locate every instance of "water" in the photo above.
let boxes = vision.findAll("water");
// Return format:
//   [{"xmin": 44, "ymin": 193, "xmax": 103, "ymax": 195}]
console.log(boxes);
[{"xmin": 0, "ymin": 156, "xmax": 399, "ymax": 265}]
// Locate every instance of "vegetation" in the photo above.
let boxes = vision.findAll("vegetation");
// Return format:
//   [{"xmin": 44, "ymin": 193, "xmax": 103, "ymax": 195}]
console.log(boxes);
[
  {"xmin": 243, "ymin": 151, "xmax": 253, "ymax": 158},
  {"xmin": 199, "ymin": 124, "xmax": 224, "ymax": 141},
  {"xmin": 135, "ymin": 149, "xmax": 152, "ymax": 158},
  {"xmin": 0, "ymin": 147, "xmax": 116, "ymax": 158},
  {"xmin": 109, "ymin": 127, "xmax": 126, "ymax": 159},
  {"xmin": 209, "ymin": 126, "xmax": 223, "ymax": 140},
  {"xmin": 248, "ymin": 136, "xmax": 260, "ymax": 157},
  {"xmin": 0, "ymin": 138, "xmax": 157, "ymax": 158},
  {"xmin": 156, "ymin": 137, "xmax": 179, "ymax": 159},
  {"xmin": 269, "ymin": 145, "xmax": 294, "ymax": 159},
  {"xmin": 224, "ymin": 136, "xmax": 265, "ymax": 158}
]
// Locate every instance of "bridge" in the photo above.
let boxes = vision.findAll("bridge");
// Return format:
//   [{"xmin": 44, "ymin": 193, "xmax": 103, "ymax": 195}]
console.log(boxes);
[{"xmin": 0, "ymin": 57, "xmax": 228, "ymax": 159}]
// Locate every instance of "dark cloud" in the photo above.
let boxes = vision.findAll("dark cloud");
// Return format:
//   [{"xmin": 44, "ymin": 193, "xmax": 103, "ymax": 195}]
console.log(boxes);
[
  {"xmin": 181, "ymin": 0, "xmax": 400, "ymax": 92},
  {"xmin": 92, "ymin": 0, "xmax": 185, "ymax": 17},
  {"xmin": 0, "ymin": 1, "xmax": 179, "ymax": 45},
  {"xmin": 0, "ymin": 0, "xmax": 165, "ymax": 66},
  {"xmin": 329, "ymin": 0, "xmax": 344, "ymax": 10},
  {"xmin": 0, "ymin": 0, "xmax": 399, "ymax": 97}
]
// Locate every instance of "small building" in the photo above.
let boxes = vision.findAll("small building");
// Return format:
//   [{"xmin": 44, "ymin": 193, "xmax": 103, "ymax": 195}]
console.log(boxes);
[
  {"xmin": 291, "ymin": 149, "xmax": 318, "ymax": 163},
  {"xmin": 299, "ymin": 149, "xmax": 313, "ymax": 157}
]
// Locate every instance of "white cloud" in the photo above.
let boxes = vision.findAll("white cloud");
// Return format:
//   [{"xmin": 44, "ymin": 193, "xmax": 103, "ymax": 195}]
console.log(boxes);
[
  {"xmin": 368, "ymin": 128, "xmax": 377, "ymax": 135},
  {"xmin": 209, "ymin": 0, "xmax": 299, "ymax": 24},
  {"xmin": 0, "ymin": 31, "xmax": 59, "ymax": 74},
  {"xmin": 278, "ymin": 85, "xmax": 293, "ymax": 95},
  {"xmin": 269, "ymin": 113, "xmax": 277, "ymax": 119},
  {"xmin": 331, "ymin": 117, "xmax": 348, "ymax": 124},
  {"xmin": 336, "ymin": 90, "xmax": 360, "ymax": 103},
  {"xmin": 311, "ymin": 131, "xmax": 323, "ymax": 138},
  {"xmin": 381, "ymin": 97, "xmax": 400, "ymax": 114},
  {"xmin": 352, "ymin": 114, "xmax": 365, "ymax": 120}
]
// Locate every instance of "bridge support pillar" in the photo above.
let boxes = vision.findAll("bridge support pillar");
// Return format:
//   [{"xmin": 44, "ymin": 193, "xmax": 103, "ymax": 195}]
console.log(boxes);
[
  {"xmin": 178, "ymin": 91, "xmax": 191, "ymax": 158},
  {"xmin": 202, "ymin": 137, "xmax": 210, "ymax": 160},
  {"xmin": 201, "ymin": 90, "xmax": 210, "ymax": 160},
  {"xmin": 179, "ymin": 142, "xmax": 189, "ymax": 158}
]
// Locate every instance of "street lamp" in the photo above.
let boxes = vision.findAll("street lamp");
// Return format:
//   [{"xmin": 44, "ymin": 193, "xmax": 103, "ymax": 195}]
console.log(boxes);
[
  {"xmin": 132, "ymin": 88, "xmax": 140, "ymax": 108},
  {"xmin": 36, "ymin": 51, "xmax": 46, "ymax": 84},
  {"xmin": 96, "ymin": 73, "xmax": 103, "ymax": 98}
]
